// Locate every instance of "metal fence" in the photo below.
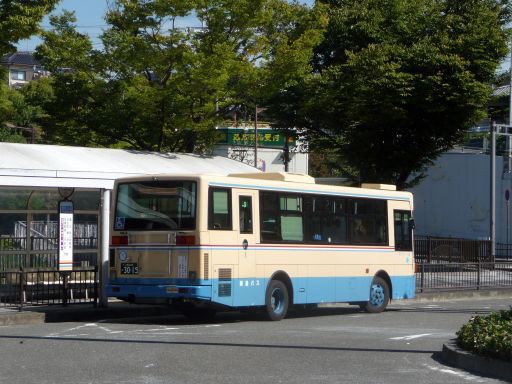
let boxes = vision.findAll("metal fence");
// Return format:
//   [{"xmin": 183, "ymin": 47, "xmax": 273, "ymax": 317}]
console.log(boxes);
[
  {"xmin": 415, "ymin": 236, "xmax": 512, "ymax": 262},
  {"xmin": 415, "ymin": 261, "xmax": 512, "ymax": 292},
  {"xmin": 0, "ymin": 267, "xmax": 98, "ymax": 310},
  {"xmin": 414, "ymin": 236, "xmax": 492, "ymax": 263}
]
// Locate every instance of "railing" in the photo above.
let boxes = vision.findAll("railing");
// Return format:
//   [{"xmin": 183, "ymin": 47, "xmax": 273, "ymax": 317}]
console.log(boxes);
[
  {"xmin": 0, "ymin": 267, "xmax": 98, "ymax": 310},
  {"xmin": 415, "ymin": 262, "xmax": 512, "ymax": 292},
  {"xmin": 1, "ymin": 235, "xmax": 99, "ymax": 272},
  {"xmin": 496, "ymin": 243, "xmax": 512, "ymax": 260},
  {"xmin": 0, "ymin": 237, "xmax": 26, "ymax": 251},
  {"xmin": 414, "ymin": 236, "xmax": 492, "ymax": 263}
]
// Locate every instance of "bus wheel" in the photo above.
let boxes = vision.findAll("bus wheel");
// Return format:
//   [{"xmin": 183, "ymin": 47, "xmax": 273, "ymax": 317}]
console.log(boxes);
[
  {"xmin": 362, "ymin": 276, "xmax": 390, "ymax": 313},
  {"xmin": 265, "ymin": 280, "xmax": 289, "ymax": 321}
]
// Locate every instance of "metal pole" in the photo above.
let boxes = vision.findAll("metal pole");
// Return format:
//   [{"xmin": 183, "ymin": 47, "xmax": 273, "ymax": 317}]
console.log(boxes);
[
  {"xmin": 508, "ymin": 39, "xmax": 512, "ymax": 171},
  {"xmin": 100, "ymin": 189, "xmax": 111, "ymax": 307},
  {"xmin": 491, "ymin": 122, "xmax": 496, "ymax": 262},
  {"xmin": 254, "ymin": 106, "xmax": 258, "ymax": 169}
]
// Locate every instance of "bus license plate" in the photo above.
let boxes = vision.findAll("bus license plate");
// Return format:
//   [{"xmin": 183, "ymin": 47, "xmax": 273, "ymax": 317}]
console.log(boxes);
[{"xmin": 121, "ymin": 263, "xmax": 139, "ymax": 275}]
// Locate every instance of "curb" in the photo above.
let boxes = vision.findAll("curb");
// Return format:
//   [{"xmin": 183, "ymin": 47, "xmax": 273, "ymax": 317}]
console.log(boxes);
[
  {"xmin": 0, "ymin": 303, "xmax": 179, "ymax": 326},
  {"xmin": 414, "ymin": 289, "xmax": 512, "ymax": 302},
  {"xmin": 442, "ymin": 340, "xmax": 512, "ymax": 382},
  {"xmin": 0, "ymin": 311, "xmax": 45, "ymax": 326}
]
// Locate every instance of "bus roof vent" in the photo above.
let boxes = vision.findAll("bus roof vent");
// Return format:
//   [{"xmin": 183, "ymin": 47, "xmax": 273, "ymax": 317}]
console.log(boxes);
[
  {"xmin": 228, "ymin": 172, "xmax": 316, "ymax": 184},
  {"xmin": 361, "ymin": 183, "xmax": 397, "ymax": 191}
]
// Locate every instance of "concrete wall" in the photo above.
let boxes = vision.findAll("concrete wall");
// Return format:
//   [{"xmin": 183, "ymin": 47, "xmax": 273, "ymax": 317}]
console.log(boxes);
[{"xmin": 409, "ymin": 152, "xmax": 512, "ymax": 243}]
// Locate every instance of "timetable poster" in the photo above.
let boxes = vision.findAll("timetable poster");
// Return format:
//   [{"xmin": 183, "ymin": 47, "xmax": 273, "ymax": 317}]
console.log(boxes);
[{"xmin": 59, "ymin": 200, "xmax": 74, "ymax": 271}]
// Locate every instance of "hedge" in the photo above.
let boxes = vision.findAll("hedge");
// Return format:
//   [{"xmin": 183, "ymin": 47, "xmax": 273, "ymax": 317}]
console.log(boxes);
[{"xmin": 456, "ymin": 309, "xmax": 512, "ymax": 362}]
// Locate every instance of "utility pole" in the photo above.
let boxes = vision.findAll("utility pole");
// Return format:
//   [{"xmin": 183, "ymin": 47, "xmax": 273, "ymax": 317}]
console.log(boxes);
[
  {"xmin": 254, "ymin": 105, "xmax": 258, "ymax": 169},
  {"xmin": 491, "ymin": 122, "xmax": 496, "ymax": 262},
  {"xmin": 508, "ymin": 39, "xmax": 512, "ymax": 171},
  {"xmin": 490, "ymin": 123, "xmax": 512, "ymax": 262}
]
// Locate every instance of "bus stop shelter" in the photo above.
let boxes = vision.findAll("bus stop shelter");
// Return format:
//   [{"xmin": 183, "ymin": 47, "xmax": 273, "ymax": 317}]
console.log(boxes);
[{"xmin": 0, "ymin": 143, "xmax": 258, "ymax": 306}]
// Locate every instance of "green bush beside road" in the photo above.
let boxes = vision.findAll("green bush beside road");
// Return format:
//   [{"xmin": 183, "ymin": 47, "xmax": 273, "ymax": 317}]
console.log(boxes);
[{"xmin": 456, "ymin": 309, "xmax": 512, "ymax": 362}]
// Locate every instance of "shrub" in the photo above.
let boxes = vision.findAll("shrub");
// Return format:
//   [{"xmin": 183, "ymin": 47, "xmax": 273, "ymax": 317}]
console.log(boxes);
[{"xmin": 456, "ymin": 309, "xmax": 512, "ymax": 362}]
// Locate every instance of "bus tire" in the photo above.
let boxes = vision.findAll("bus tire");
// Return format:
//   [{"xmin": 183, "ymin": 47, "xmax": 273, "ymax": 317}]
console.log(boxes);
[
  {"xmin": 264, "ymin": 280, "xmax": 289, "ymax": 321},
  {"xmin": 362, "ymin": 276, "xmax": 390, "ymax": 313}
]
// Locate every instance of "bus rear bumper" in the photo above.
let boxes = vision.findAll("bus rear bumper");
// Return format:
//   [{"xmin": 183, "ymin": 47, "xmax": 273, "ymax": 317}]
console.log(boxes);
[{"xmin": 106, "ymin": 283, "xmax": 212, "ymax": 301}]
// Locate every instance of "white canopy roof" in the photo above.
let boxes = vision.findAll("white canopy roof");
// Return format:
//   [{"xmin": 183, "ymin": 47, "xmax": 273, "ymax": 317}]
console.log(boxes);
[{"xmin": 0, "ymin": 143, "xmax": 258, "ymax": 189}]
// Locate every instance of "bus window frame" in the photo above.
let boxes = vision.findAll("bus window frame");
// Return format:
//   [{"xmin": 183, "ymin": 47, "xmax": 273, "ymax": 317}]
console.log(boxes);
[
  {"xmin": 208, "ymin": 187, "xmax": 233, "ymax": 230},
  {"xmin": 113, "ymin": 180, "xmax": 197, "ymax": 231},
  {"xmin": 394, "ymin": 210, "xmax": 413, "ymax": 251}
]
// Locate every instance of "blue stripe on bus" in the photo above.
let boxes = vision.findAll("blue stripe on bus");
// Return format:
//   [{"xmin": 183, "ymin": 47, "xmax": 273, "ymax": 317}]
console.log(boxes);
[
  {"xmin": 107, "ymin": 275, "xmax": 415, "ymax": 307},
  {"xmin": 208, "ymin": 181, "xmax": 411, "ymax": 201}
]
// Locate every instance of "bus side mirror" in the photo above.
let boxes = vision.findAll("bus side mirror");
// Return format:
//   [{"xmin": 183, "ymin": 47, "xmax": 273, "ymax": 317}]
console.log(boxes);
[{"xmin": 409, "ymin": 218, "xmax": 416, "ymax": 230}]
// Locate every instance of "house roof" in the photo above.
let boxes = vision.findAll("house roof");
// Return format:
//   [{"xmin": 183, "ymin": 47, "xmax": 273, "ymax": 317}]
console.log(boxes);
[
  {"xmin": 1, "ymin": 51, "xmax": 42, "ymax": 67},
  {"xmin": 0, "ymin": 143, "xmax": 259, "ymax": 189}
]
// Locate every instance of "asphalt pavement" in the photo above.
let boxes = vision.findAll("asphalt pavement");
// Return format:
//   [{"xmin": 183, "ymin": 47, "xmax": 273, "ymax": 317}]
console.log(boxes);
[{"xmin": 1, "ymin": 290, "xmax": 511, "ymax": 383}]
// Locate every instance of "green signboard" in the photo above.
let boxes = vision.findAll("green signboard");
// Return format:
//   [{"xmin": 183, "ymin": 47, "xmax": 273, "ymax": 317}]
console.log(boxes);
[{"xmin": 217, "ymin": 128, "xmax": 294, "ymax": 148}]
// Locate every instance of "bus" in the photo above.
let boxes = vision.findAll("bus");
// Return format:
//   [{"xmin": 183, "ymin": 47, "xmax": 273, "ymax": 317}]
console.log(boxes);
[{"xmin": 107, "ymin": 172, "xmax": 415, "ymax": 320}]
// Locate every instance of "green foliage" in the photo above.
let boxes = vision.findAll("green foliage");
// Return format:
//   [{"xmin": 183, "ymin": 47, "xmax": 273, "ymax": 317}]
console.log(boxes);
[
  {"xmin": 0, "ymin": 83, "xmax": 45, "ymax": 143},
  {"xmin": 29, "ymin": 0, "xmax": 323, "ymax": 153},
  {"xmin": 457, "ymin": 309, "xmax": 512, "ymax": 362},
  {"xmin": 0, "ymin": 0, "xmax": 56, "ymax": 140},
  {"xmin": 0, "ymin": 0, "xmax": 58, "ymax": 56}
]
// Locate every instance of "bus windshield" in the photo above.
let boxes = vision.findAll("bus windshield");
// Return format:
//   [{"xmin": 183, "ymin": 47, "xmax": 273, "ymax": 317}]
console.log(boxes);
[{"xmin": 114, "ymin": 180, "xmax": 196, "ymax": 231}]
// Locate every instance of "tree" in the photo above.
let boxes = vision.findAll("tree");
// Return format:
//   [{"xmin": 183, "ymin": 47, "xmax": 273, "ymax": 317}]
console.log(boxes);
[
  {"xmin": 266, "ymin": 0, "xmax": 511, "ymax": 188},
  {"xmin": 0, "ymin": 0, "xmax": 58, "ymax": 56},
  {"xmin": 32, "ymin": 0, "xmax": 324, "ymax": 153},
  {"xmin": 0, "ymin": 0, "xmax": 57, "ymax": 142}
]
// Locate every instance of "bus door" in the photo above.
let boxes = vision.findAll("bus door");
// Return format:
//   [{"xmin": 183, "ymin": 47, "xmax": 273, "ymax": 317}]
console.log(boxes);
[{"xmin": 234, "ymin": 190, "xmax": 260, "ymax": 305}]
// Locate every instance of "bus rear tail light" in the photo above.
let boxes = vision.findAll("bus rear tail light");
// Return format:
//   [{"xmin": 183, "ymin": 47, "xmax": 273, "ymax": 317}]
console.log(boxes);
[
  {"xmin": 112, "ymin": 235, "xmax": 128, "ymax": 245},
  {"xmin": 176, "ymin": 235, "xmax": 196, "ymax": 245}
]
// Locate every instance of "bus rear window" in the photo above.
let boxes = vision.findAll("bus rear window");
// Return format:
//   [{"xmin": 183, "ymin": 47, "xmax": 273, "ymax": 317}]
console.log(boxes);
[{"xmin": 114, "ymin": 180, "xmax": 196, "ymax": 231}]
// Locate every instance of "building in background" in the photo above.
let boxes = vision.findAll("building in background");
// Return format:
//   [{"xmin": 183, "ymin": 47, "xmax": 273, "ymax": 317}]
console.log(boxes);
[
  {"xmin": 1, "ymin": 51, "xmax": 49, "ymax": 89},
  {"xmin": 408, "ymin": 150, "xmax": 512, "ymax": 244}
]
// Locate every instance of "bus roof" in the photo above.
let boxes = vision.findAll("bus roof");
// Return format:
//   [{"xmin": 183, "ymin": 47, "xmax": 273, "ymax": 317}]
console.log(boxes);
[{"xmin": 228, "ymin": 172, "xmax": 316, "ymax": 184}]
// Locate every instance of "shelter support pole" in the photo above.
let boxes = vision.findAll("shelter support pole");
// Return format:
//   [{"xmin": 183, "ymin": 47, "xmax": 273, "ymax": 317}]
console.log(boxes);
[{"xmin": 100, "ymin": 189, "xmax": 111, "ymax": 307}]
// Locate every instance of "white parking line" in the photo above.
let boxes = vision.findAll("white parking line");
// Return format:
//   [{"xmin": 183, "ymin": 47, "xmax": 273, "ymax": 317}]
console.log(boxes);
[
  {"xmin": 423, "ymin": 364, "xmax": 487, "ymax": 382},
  {"xmin": 46, "ymin": 322, "xmax": 223, "ymax": 338},
  {"xmin": 390, "ymin": 333, "xmax": 433, "ymax": 340}
]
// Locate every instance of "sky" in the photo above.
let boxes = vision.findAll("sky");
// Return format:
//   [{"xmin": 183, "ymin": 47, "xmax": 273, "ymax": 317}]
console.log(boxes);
[{"xmin": 16, "ymin": 0, "xmax": 206, "ymax": 51}]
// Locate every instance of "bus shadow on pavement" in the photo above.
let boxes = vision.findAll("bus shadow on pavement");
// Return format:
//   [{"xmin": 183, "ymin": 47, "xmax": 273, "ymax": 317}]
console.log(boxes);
[{"xmin": 98, "ymin": 305, "xmax": 366, "ymax": 326}]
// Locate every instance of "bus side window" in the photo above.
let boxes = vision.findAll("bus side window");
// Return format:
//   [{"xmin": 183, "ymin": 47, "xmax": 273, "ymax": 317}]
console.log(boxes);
[
  {"xmin": 348, "ymin": 199, "xmax": 388, "ymax": 245},
  {"xmin": 394, "ymin": 210, "xmax": 412, "ymax": 251},
  {"xmin": 280, "ymin": 195, "xmax": 303, "ymax": 242},
  {"xmin": 260, "ymin": 192, "xmax": 281, "ymax": 242},
  {"xmin": 209, "ymin": 188, "xmax": 232, "ymax": 230}
]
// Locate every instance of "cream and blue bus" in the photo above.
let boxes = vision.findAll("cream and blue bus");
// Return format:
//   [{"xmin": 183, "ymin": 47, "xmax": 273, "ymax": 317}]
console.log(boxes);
[{"xmin": 107, "ymin": 172, "xmax": 415, "ymax": 320}]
